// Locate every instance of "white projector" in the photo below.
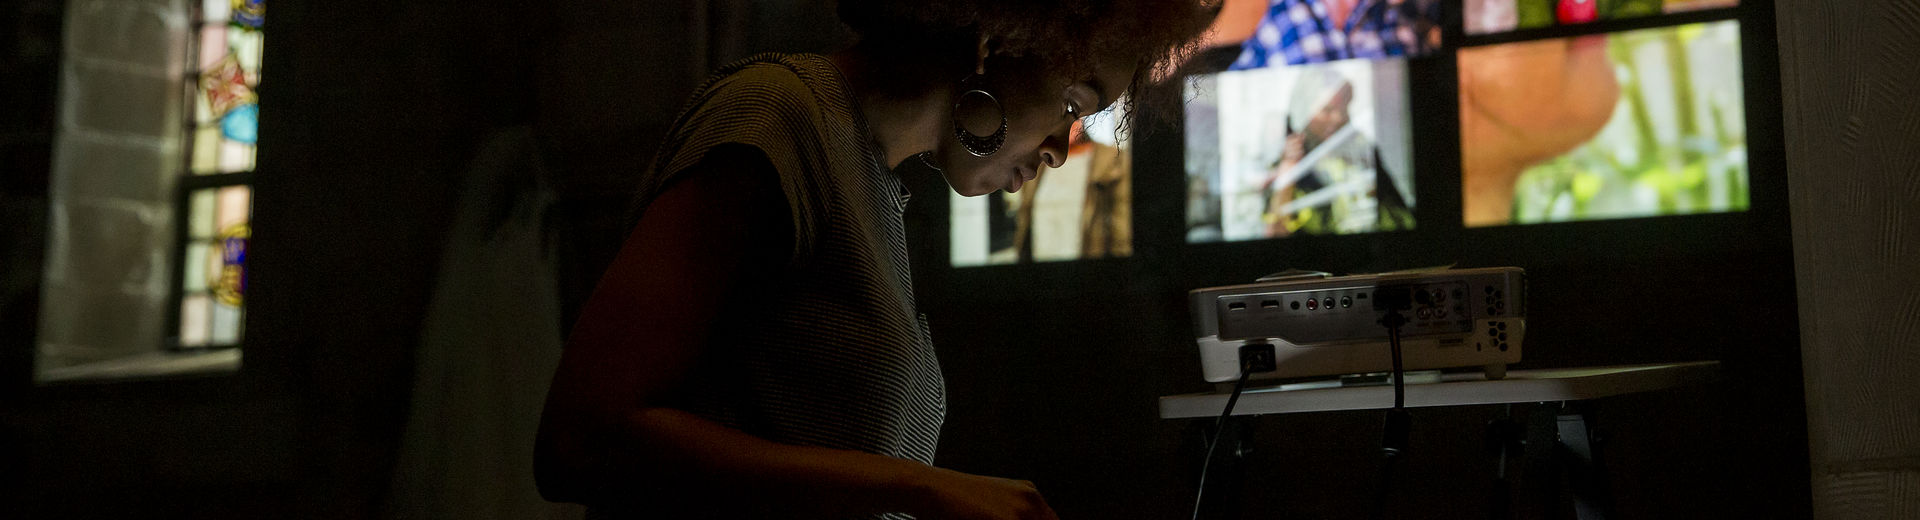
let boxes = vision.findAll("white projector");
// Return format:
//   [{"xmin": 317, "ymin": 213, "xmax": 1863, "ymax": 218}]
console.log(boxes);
[{"xmin": 1189, "ymin": 267, "xmax": 1526, "ymax": 383}]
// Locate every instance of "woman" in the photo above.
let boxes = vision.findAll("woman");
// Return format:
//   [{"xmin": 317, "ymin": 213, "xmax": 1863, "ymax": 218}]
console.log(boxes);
[{"xmin": 535, "ymin": 2, "xmax": 1212, "ymax": 519}]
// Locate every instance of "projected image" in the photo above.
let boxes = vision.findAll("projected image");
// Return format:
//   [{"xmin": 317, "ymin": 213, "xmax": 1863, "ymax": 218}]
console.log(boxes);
[
  {"xmin": 1202, "ymin": 0, "xmax": 1443, "ymax": 69},
  {"xmin": 1465, "ymin": 0, "xmax": 1738, "ymax": 35},
  {"xmin": 1459, "ymin": 20, "xmax": 1747, "ymax": 227},
  {"xmin": 951, "ymin": 109, "xmax": 1132, "ymax": 267},
  {"xmin": 1186, "ymin": 58, "xmax": 1415, "ymax": 243}
]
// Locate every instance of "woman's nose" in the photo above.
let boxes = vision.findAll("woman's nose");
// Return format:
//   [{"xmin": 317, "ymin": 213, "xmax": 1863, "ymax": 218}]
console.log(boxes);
[{"xmin": 1039, "ymin": 128, "xmax": 1069, "ymax": 168}]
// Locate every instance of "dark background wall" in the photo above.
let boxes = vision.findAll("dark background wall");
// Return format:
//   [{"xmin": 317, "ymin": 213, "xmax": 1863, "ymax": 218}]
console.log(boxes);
[{"xmin": 1, "ymin": 0, "xmax": 1914, "ymax": 519}]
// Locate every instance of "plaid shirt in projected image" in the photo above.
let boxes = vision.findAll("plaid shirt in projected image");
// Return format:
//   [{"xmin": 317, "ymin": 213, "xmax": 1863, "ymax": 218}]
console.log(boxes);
[{"xmin": 1231, "ymin": 0, "xmax": 1434, "ymax": 69}]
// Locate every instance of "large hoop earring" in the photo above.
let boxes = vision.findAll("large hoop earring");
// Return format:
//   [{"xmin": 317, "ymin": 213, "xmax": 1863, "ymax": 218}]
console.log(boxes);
[{"xmin": 952, "ymin": 75, "xmax": 1008, "ymax": 157}]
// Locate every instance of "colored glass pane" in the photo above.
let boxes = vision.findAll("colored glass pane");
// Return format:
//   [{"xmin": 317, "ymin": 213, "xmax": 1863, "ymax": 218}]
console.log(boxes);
[
  {"xmin": 215, "ymin": 225, "xmax": 249, "ymax": 306},
  {"xmin": 221, "ymin": 104, "xmax": 259, "ymax": 144},
  {"xmin": 232, "ymin": 0, "xmax": 265, "ymax": 28},
  {"xmin": 219, "ymin": 140, "xmax": 255, "ymax": 172},
  {"xmin": 197, "ymin": 24, "xmax": 227, "ymax": 70},
  {"xmin": 181, "ymin": 242, "xmax": 209, "ymax": 291},
  {"xmin": 202, "ymin": 0, "xmax": 231, "ymax": 24},
  {"xmin": 230, "ymin": 28, "xmax": 263, "ymax": 83},
  {"xmin": 216, "ymin": 185, "xmax": 250, "ymax": 230},
  {"xmin": 191, "ymin": 126, "xmax": 221, "ymax": 173},
  {"xmin": 190, "ymin": 188, "xmax": 218, "ymax": 238},
  {"xmin": 180, "ymin": 294, "xmax": 211, "ymax": 347},
  {"xmin": 210, "ymin": 301, "xmax": 242, "ymax": 345},
  {"xmin": 200, "ymin": 54, "xmax": 253, "ymax": 120},
  {"xmin": 194, "ymin": 81, "xmax": 216, "ymax": 126},
  {"xmin": 204, "ymin": 238, "xmax": 225, "ymax": 290}
]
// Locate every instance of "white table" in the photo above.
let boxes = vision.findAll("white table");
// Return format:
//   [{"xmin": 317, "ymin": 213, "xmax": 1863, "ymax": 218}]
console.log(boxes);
[
  {"xmin": 1159, "ymin": 361, "xmax": 1721, "ymax": 419},
  {"xmin": 1159, "ymin": 361, "xmax": 1722, "ymax": 520}
]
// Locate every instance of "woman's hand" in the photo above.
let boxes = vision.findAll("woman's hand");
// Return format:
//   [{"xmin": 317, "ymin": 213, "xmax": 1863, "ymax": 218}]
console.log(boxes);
[{"xmin": 910, "ymin": 466, "xmax": 1060, "ymax": 520}]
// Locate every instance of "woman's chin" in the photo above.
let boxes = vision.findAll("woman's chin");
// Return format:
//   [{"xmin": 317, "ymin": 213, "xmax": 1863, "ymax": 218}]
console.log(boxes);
[
  {"xmin": 937, "ymin": 169, "xmax": 985, "ymax": 197},
  {"xmin": 954, "ymin": 182, "xmax": 997, "ymax": 197}
]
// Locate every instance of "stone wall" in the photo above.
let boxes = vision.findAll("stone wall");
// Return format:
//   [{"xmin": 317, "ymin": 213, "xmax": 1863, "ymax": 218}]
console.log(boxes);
[{"xmin": 35, "ymin": 0, "xmax": 197, "ymax": 375}]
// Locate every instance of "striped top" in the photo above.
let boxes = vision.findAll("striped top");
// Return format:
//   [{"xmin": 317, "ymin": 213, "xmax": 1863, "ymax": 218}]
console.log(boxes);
[{"xmin": 600, "ymin": 53, "xmax": 946, "ymax": 519}]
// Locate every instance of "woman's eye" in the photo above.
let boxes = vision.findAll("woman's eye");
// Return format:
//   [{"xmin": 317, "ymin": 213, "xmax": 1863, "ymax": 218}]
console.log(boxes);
[{"xmin": 1066, "ymin": 100, "xmax": 1082, "ymax": 118}]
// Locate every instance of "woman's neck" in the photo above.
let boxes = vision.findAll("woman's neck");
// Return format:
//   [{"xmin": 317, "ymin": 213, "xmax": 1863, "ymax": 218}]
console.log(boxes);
[
  {"xmin": 829, "ymin": 43, "xmax": 959, "ymax": 170},
  {"xmin": 1462, "ymin": 156, "xmax": 1520, "ymax": 227},
  {"xmin": 1460, "ymin": 114, "xmax": 1524, "ymax": 227},
  {"xmin": 1459, "ymin": 90, "xmax": 1545, "ymax": 228}
]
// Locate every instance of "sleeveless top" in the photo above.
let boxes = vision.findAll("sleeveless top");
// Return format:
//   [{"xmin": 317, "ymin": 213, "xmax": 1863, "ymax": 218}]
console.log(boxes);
[{"xmin": 597, "ymin": 53, "xmax": 946, "ymax": 519}]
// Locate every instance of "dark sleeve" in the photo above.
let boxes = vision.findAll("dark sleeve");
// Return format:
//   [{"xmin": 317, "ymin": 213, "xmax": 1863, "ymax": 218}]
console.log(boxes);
[
  {"xmin": 631, "ymin": 63, "xmax": 830, "ymax": 267},
  {"xmin": 659, "ymin": 142, "xmax": 797, "ymax": 278}
]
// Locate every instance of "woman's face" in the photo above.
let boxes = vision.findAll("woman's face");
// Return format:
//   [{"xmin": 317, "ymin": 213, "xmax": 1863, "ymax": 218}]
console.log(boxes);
[
  {"xmin": 1303, "ymin": 83, "xmax": 1354, "ymax": 149},
  {"xmin": 1458, "ymin": 35, "xmax": 1619, "ymax": 166},
  {"xmin": 934, "ymin": 55, "xmax": 1137, "ymax": 197}
]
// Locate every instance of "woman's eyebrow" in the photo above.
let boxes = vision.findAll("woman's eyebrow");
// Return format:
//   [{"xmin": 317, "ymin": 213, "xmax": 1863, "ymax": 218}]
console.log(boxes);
[{"xmin": 1084, "ymin": 75, "xmax": 1112, "ymax": 110}]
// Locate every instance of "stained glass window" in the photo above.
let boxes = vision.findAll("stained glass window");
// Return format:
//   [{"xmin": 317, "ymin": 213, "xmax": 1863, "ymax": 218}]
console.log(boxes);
[
  {"xmin": 175, "ymin": 185, "xmax": 251, "ymax": 348},
  {"xmin": 189, "ymin": 0, "xmax": 264, "ymax": 175},
  {"xmin": 172, "ymin": 0, "xmax": 262, "ymax": 350}
]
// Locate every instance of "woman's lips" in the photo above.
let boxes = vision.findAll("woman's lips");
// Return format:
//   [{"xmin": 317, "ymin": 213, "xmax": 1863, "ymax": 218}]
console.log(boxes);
[{"xmin": 1006, "ymin": 166, "xmax": 1038, "ymax": 193}]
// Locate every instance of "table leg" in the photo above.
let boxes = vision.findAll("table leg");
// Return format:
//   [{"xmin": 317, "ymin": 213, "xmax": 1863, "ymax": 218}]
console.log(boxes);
[
  {"xmin": 1486, "ymin": 404, "xmax": 1523, "ymax": 520},
  {"xmin": 1557, "ymin": 405, "xmax": 1614, "ymax": 520}
]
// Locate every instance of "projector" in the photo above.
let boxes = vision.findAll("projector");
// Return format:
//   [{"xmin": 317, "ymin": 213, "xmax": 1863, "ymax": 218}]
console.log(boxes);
[{"xmin": 1190, "ymin": 267, "xmax": 1526, "ymax": 383}]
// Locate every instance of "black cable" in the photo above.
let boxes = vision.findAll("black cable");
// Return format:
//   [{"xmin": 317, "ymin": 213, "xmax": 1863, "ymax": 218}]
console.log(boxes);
[
  {"xmin": 1388, "ymin": 318, "xmax": 1406, "ymax": 410},
  {"xmin": 1191, "ymin": 360, "xmax": 1255, "ymax": 520},
  {"xmin": 1371, "ymin": 309, "xmax": 1412, "ymax": 520}
]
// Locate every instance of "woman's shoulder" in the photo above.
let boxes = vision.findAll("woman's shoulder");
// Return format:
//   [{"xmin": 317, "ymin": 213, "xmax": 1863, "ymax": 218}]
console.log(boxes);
[
  {"xmin": 662, "ymin": 53, "xmax": 848, "ymax": 153},
  {"xmin": 693, "ymin": 53, "xmax": 840, "ymax": 111},
  {"xmin": 713, "ymin": 52, "xmax": 832, "ymax": 78},
  {"xmin": 639, "ymin": 53, "xmax": 849, "ymax": 248},
  {"xmin": 659, "ymin": 52, "xmax": 859, "ymax": 177}
]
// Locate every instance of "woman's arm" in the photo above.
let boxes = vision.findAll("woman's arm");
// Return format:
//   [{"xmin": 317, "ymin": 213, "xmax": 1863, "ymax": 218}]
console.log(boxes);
[{"xmin": 535, "ymin": 147, "xmax": 1057, "ymax": 520}]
